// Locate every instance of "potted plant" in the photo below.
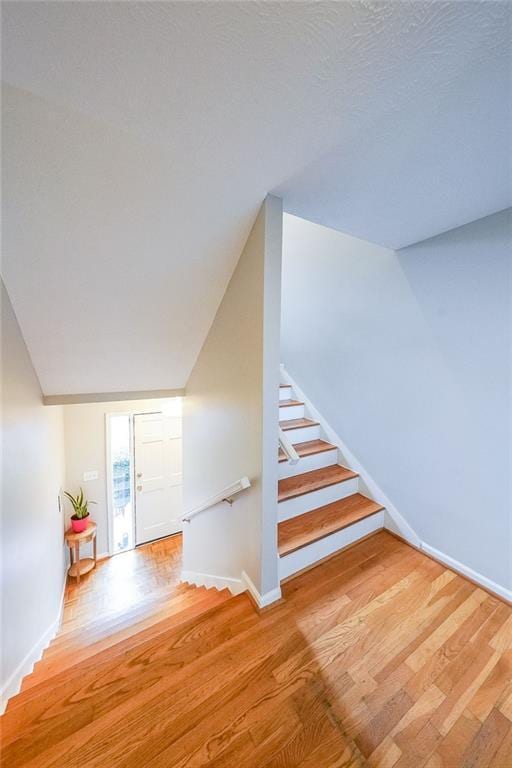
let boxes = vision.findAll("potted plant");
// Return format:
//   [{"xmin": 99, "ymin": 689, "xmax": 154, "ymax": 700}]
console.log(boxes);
[{"xmin": 64, "ymin": 488, "xmax": 96, "ymax": 533}]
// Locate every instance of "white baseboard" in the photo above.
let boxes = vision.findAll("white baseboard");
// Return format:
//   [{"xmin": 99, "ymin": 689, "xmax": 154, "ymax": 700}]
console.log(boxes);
[
  {"xmin": 242, "ymin": 570, "xmax": 282, "ymax": 609},
  {"xmin": 419, "ymin": 541, "xmax": 512, "ymax": 604},
  {"xmin": 180, "ymin": 569, "xmax": 246, "ymax": 595},
  {"xmin": 0, "ymin": 571, "xmax": 67, "ymax": 714},
  {"xmin": 280, "ymin": 366, "xmax": 421, "ymax": 547}
]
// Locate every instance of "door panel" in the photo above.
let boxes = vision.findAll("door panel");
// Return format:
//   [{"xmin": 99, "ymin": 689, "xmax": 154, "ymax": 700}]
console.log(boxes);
[{"xmin": 134, "ymin": 410, "xmax": 183, "ymax": 545}]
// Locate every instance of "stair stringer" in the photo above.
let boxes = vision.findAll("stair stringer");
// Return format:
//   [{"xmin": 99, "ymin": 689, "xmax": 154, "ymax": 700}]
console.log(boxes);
[{"xmin": 280, "ymin": 365, "xmax": 421, "ymax": 548}]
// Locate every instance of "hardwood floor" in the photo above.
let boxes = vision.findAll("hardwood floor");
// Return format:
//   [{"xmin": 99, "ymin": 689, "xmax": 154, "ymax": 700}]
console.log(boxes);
[
  {"xmin": 2, "ymin": 531, "xmax": 512, "ymax": 767},
  {"xmin": 62, "ymin": 534, "xmax": 184, "ymax": 632}
]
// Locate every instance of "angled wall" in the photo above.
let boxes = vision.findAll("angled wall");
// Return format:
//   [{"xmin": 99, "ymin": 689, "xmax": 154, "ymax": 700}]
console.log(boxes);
[
  {"xmin": 281, "ymin": 210, "xmax": 511, "ymax": 596},
  {"xmin": 1, "ymin": 280, "xmax": 66, "ymax": 710},
  {"xmin": 183, "ymin": 196, "xmax": 282, "ymax": 603}
]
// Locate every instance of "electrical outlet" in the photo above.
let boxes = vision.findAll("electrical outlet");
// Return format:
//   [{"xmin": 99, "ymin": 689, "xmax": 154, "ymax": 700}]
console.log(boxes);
[{"xmin": 83, "ymin": 471, "xmax": 99, "ymax": 481}]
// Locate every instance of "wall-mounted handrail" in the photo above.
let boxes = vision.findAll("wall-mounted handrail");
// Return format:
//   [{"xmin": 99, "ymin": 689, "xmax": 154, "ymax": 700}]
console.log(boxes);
[
  {"xmin": 279, "ymin": 427, "xmax": 299, "ymax": 465},
  {"xmin": 182, "ymin": 476, "xmax": 251, "ymax": 523}
]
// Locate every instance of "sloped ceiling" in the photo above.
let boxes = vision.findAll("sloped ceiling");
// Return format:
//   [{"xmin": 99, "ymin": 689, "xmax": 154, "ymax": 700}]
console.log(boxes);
[{"xmin": 2, "ymin": 1, "xmax": 510, "ymax": 395}]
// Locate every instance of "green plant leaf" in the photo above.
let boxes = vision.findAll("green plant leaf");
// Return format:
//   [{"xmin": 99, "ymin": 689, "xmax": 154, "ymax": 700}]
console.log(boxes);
[{"xmin": 63, "ymin": 490, "xmax": 79, "ymax": 512}]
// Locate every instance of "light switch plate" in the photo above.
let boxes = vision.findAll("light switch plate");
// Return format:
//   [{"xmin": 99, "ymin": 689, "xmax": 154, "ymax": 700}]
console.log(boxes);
[{"xmin": 83, "ymin": 471, "xmax": 99, "ymax": 481}]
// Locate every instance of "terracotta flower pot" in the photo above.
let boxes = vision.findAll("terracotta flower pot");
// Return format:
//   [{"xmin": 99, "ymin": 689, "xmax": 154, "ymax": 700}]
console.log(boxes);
[{"xmin": 71, "ymin": 515, "xmax": 89, "ymax": 533}]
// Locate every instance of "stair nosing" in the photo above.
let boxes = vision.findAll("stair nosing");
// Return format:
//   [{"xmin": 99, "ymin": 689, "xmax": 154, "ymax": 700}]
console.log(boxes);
[
  {"xmin": 278, "ymin": 494, "xmax": 385, "ymax": 557},
  {"xmin": 279, "ymin": 418, "xmax": 319, "ymax": 431},
  {"xmin": 278, "ymin": 439, "xmax": 337, "ymax": 463},
  {"xmin": 278, "ymin": 465, "xmax": 359, "ymax": 502}
]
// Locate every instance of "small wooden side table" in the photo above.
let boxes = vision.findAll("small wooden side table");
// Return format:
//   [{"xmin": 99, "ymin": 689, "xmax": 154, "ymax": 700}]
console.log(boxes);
[{"xmin": 65, "ymin": 521, "xmax": 97, "ymax": 584}]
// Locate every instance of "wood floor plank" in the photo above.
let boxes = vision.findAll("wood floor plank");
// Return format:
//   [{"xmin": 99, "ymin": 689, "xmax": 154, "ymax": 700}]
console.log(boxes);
[
  {"xmin": 467, "ymin": 649, "xmax": 512, "ymax": 723},
  {"xmin": 459, "ymin": 707, "xmax": 511, "ymax": 767},
  {"xmin": 405, "ymin": 589, "xmax": 488, "ymax": 673},
  {"xmin": 393, "ymin": 720, "xmax": 442, "ymax": 768},
  {"xmin": 273, "ymin": 569, "xmax": 428, "ymax": 688},
  {"xmin": 403, "ymin": 596, "xmax": 508, "ymax": 705},
  {"xmin": 2, "ymin": 530, "xmax": 512, "ymax": 768},
  {"xmin": 434, "ymin": 710, "xmax": 482, "ymax": 767},
  {"xmin": 359, "ymin": 571, "xmax": 462, "ymax": 686},
  {"xmin": 498, "ymin": 683, "xmax": 512, "ymax": 721},
  {"xmin": 488, "ymin": 722, "xmax": 512, "ymax": 766},
  {"xmin": 355, "ymin": 688, "xmax": 414, "ymax": 758},
  {"xmin": 430, "ymin": 646, "xmax": 501, "ymax": 736}
]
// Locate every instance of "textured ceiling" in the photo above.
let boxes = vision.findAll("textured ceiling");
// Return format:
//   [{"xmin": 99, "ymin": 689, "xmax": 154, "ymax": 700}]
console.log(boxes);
[{"xmin": 2, "ymin": 1, "xmax": 511, "ymax": 395}]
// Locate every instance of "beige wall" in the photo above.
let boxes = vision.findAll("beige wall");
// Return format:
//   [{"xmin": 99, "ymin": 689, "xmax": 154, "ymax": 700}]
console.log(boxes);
[
  {"xmin": 1, "ymin": 280, "xmax": 66, "ymax": 708},
  {"xmin": 63, "ymin": 398, "xmax": 179, "ymax": 556},
  {"xmin": 183, "ymin": 196, "xmax": 282, "ymax": 597}
]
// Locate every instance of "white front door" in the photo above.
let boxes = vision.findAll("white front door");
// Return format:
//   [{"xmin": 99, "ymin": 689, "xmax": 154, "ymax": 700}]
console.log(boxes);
[{"xmin": 134, "ymin": 409, "xmax": 183, "ymax": 545}]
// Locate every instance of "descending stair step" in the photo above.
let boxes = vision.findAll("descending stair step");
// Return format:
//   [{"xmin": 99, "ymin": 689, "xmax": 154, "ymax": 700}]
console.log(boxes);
[
  {"xmin": 3, "ymin": 594, "xmax": 253, "ymax": 726},
  {"xmin": 11, "ymin": 588, "xmax": 234, "ymax": 704},
  {"xmin": 279, "ymin": 417, "xmax": 319, "ymax": 431},
  {"xmin": 278, "ymin": 465, "xmax": 358, "ymax": 502},
  {"xmin": 278, "ymin": 439, "xmax": 336, "ymax": 463},
  {"xmin": 278, "ymin": 494, "xmax": 385, "ymax": 557},
  {"xmin": 46, "ymin": 585, "xmax": 205, "ymax": 650},
  {"xmin": 278, "ymin": 399, "xmax": 304, "ymax": 407}
]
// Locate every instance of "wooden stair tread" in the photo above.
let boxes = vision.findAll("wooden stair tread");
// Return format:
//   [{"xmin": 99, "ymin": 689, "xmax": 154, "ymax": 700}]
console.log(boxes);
[
  {"xmin": 56, "ymin": 585, "xmax": 196, "ymax": 633},
  {"xmin": 47, "ymin": 585, "xmax": 207, "ymax": 649},
  {"xmin": 278, "ymin": 493, "xmax": 384, "ymax": 556},
  {"xmin": 43, "ymin": 595, "xmax": 217, "ymax": 664},
  {"xmin": 279, "ymin": 417, "xmax": 319, "ymax": 431},
  {"xmin": 278, "ymin": 399, "xmax": 304, "ymax": 407},
  {"xmin": 9, "ymin": 589, "xmax": 240, "ymax": 709},
  {"xmin": 279, "ymin": 384, "xmax": 290, "ymax": 388},
  {"xmin": 278, "ymin": 439, "xmax": 336, "ymax": 463},
  {"xmin": 278, "ymin": 464, "xmax": 358, "ymax": 502}
]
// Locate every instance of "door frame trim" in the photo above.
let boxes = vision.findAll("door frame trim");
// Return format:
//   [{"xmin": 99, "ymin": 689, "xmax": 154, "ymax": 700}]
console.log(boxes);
[{"xmin": 105, "ymin": 412, "xmax": 136, "ymax": 556}]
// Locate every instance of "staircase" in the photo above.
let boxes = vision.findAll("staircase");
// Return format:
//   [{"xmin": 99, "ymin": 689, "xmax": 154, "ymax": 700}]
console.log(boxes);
[
  {"xmin": 278, "ymin": 381, "xmax": 385, "ymax": 580},
  {"xmin": 6, "ymin": 579, "xmax": 231, "ymax": 708},
  {"xmin": 4, "ymin": 382, "xmax": 384, "ymax": 717}
]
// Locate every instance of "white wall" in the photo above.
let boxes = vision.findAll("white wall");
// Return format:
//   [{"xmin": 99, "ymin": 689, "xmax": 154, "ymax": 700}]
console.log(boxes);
[
  {"xmin": 1, "ymin": 280, "xmax": 66, "ymax": 709},
  {"xmin": 281, "ymin": 210, "xmax": 511, "ymax": 593},
  {"xmin": 63, "ymin": 397, "xmax": 179, "ymax": 556},
  {"xmin": 183, "ymin": 196, "xmax": 282, "ymax": 599}
]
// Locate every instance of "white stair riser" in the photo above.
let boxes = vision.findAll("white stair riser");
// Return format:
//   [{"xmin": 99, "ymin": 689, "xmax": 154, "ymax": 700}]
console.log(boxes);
[
  {"xmin": 281, "ymin": 424, "xmax": 320, "ymax": 444},
  {"xmin": 278, "ymin": 449, "xmax": 338, "ymax": 480},
  {"xmin": 279, "ymin": 386, "xmax": 292, "ymax": 401},
  {"xmin": 278, "ymin": 476, "xmax": 359, "ymax": 522},
  {"xmin": 279, "ymin": 512, "xmax": 384, "ymax": 580},
  {"xmin": 278, "ymin": 403, "xmax": 304, "ymax": 420}
]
